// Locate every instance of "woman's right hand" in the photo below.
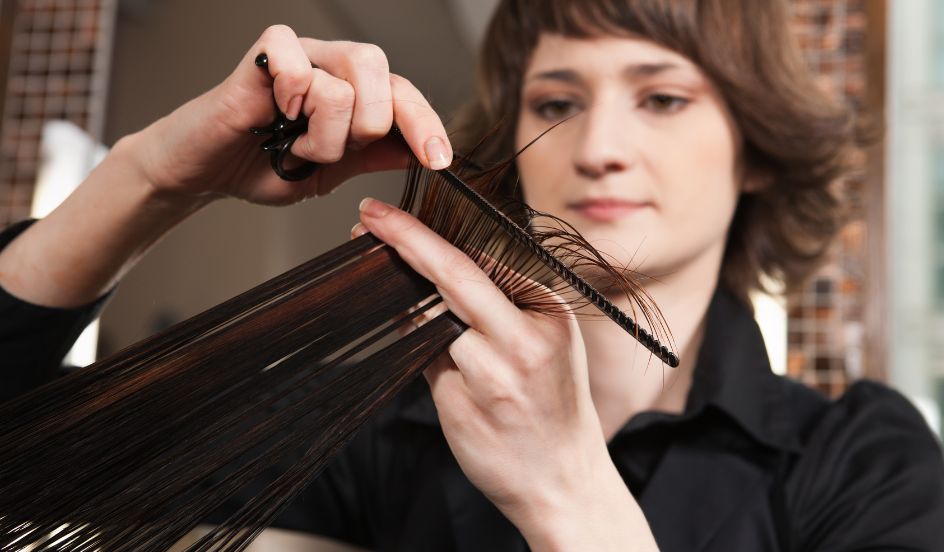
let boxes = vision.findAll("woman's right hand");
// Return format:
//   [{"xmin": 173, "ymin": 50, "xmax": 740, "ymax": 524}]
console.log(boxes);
[{"xmin": 125, "ymin": 24, "xmax": 453, "ymax": 207}]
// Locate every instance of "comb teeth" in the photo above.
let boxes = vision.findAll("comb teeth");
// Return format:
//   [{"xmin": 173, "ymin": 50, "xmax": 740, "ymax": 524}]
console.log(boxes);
[{"xmin": 405, "ymin": 163, "xmax": 679, "ymax": 368}]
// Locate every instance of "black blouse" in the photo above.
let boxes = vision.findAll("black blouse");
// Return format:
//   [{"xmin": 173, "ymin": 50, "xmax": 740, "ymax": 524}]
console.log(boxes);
[{"xmin": 2, "ymin": 219, "xmax": 943, "ymax": 551}]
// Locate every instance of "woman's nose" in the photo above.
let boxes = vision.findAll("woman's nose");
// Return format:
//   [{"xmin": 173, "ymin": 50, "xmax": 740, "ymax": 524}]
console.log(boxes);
[{"xmin": 571, "ymin": 105, "xmax": 636, "ymax": 179}]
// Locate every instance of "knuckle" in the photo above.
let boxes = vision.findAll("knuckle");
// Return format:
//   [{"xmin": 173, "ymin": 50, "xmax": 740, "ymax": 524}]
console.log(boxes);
[
  {"xmin": 441, "ymin": 250, "xmax": 482, "ymax": 284},
  {"xmin": 522, "ymin": 350, "xmax": 554, "ymax": 374},
  {"xmin": 316, "ymin": 80, "xmax": 355, "ymax": 114},
  {"xmin": 379, "ymin": 209, "xmax": 421, "ymax": 239},
  {"xmin": 307, "ymin": 135, "xmax": 344, "ymax": 163},
  {"xmin": 351, "ymin": 119, "xmax": 390, "ymax": 142},
  {"xmin": 298, "ymin": 132, "xmax": 342, "ymax": 164},
  {"xmin": 484, "ymin": 389, "xmax": 517, "ymax": 411},
  {"xmin": 541, "ymin": 317, "xmax": 571, "ymax": 344},
  {"xmin": 262, "ymin": 24, "xmax": 293, "ymax": 40},
  {"xmin": 394, "ymin": 95, "xmax": 437, "ymax": 121},
  {"xmin": 481, "ymin": 379, "xmax": 524, "ymax": 415},
  {"xmin": 319, "ymin": 146, "xmax": 345, "ymax": 164},
  {"xmin": 388, "ymin": 72, "xmax": 410, "ymax": 86},
  {"xmin": 350, "ymin": 43, "xmax": 389, "ymax": 70},
  {"xmin": 281, "ymin": 69, "xmax": 309, "ymax": 91},
  {"xmin": 295, "ymin": 135, "xmax": 318, "ymax": 160},
  {"xmin": 390, "ymin": 213, "xmax": 422, "ymax": 236},
  {"xmin": 470, "ymin": 366, "xmax": 514, "ymax": 402},
  {"xmin": 514, "ymin": 333, "xmax": 555, "ymax": 372}
]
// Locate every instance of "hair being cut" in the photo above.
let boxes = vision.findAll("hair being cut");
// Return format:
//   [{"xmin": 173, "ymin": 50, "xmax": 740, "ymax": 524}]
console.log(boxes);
[
  {"xmin": 0, "ymin": 155, "xmax": 675, "ymax": 551},
  {"xmin": 452, "ymin": 0, "xmax": 860, "ymax": 304}
]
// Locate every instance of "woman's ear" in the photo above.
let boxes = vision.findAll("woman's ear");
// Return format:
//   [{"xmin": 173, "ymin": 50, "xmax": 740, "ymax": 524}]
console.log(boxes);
[
  {"xmin": 741, "ymin": 169, "xmax": 772, "ymax": 194},
  {"xmin": 734, "ymin": 152, "xmax": 771, "ymax": 194}
]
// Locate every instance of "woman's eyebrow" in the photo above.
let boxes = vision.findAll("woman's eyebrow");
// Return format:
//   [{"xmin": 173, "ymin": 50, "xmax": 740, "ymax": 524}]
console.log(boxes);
[
  {"xmin": 525, "ymin": 62, "xmax": 682, "ymax": 84},
  {"xmin": 526, "ymin": 68, "xmax": 582, "ymax": 84},
  {"xmin": 624, "ymin": 62, "xmax": 681, "ymax": 78}
]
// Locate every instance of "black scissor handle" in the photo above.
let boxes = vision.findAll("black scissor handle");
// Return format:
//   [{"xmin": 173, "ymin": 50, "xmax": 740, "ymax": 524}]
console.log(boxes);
[{"xmin": 249, "ymin": 53, "xmax": 319, "ymax": 181}]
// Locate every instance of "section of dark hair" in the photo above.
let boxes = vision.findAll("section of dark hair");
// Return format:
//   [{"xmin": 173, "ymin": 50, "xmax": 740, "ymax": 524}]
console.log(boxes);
[{"xmin": 0, "ymin": 157, "xmax": 672, "ymax": 551}]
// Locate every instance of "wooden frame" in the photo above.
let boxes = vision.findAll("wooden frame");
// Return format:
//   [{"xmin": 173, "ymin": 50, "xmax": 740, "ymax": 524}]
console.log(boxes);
[
  {"xmin": 0, "ymin": 0, "xmax": 18, "ymax": 138},
  {"xmin": 863, "ymin": 0, "xmax": 888, "ymax": 380}
]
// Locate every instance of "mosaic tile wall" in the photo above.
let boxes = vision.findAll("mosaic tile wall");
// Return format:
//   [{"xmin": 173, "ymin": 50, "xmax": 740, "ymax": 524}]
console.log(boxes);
[
  {"xmin": 788, "ymin": 0, "xmax": 878, "ymax": 397},
  {"xmin": 0, "ymin": 0, "xmax": 116, "ymax": 227}
]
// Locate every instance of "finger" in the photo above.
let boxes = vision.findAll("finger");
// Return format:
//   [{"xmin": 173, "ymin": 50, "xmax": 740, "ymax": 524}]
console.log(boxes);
[
  {"xmin": 299, "ymin": 39, "xmax": 451, "ymax": 168},
  {"xmin": 351, "ymin": 222, "xmax": 368, "ymax": 239},
  {"xmin": 290, "ymin": 68, "xmax": 354, "ymax": 163},
  {"xmin": 423, "ymin": 344, "xmax": 505, "ymax": 433},
  {"xmin": 358, "ymin": 197, "xmax": 525, "ymax": 341},
  {"xmin": 444, "ymin": 328, "xmax": 514, "ymax": 397},
  {"xmin": 253, "ymin": 25, "xmax": 312, "ymax": 120},
  {"xmin": 423, "ymin": 352, "xmax": 456, "ymax": 388},
  {"xmin": 423, "ymin": 352, "xmax": 476, "ymax": 423},
  {"xmin": 389, "ymin": 73, "xmax": 453, "ymax": 170},
  {"xmin": 299, "ymin": 39, "xmax": 393, "ymax": 148}
]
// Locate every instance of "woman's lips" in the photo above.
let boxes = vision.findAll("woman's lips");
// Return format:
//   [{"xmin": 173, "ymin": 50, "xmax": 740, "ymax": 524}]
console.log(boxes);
[{"xmin": 567, "ymin": 198, "xmax": 651, "ymax": 222}]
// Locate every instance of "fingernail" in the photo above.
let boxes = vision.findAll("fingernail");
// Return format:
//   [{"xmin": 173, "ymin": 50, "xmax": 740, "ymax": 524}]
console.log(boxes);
[
  {"xmin": 285, "ymin": 95, "xmax": 302, "ymax": 121},
  {"xmin": 351, "ymin": 222, "xmax": 368, "ymax": 238},
  {"xmin": 358, "ymin": 197, "xmax": 392, "ymax": 218},
  {"xmin": 424, "ymin": 136, "xmax": 451, "ymax": 170}
]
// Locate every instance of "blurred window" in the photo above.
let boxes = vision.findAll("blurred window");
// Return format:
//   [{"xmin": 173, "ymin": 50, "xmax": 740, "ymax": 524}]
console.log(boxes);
[{"xmin": 889, "ymin": 0, "xmax": 944, "ymax": 437}]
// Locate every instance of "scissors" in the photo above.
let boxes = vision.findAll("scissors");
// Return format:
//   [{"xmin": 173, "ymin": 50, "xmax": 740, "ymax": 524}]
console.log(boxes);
[{"xmin": 249, "ymin": 53, "xmax": 320, "ymax": 181}]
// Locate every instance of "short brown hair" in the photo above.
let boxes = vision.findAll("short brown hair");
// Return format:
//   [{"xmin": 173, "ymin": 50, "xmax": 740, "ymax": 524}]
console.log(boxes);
[{"xmin": 452, "ymin": 0, "xmax": 860, "ymax": 304}]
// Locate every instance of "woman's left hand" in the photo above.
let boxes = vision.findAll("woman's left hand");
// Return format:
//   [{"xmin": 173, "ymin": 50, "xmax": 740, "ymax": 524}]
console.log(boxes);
[{"xmin": 357, "ymin": 198, "xmax": 659, "ymax": 551}]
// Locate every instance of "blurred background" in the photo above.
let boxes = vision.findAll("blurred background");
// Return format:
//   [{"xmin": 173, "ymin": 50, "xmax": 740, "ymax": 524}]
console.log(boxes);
[{"xmin": 0, "ymin": 0, "xmax": 941, "ymax": 439}]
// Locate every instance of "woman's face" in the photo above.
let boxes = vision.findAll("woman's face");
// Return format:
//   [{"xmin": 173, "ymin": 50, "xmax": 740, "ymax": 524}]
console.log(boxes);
[{"xmin": 515, "ymin": 34, "xmax": 743, "ymax": 284}]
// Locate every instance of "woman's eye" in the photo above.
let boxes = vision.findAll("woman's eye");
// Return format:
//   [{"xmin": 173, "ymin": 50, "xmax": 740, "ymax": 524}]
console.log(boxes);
[
  {"xmin": 532, "ymin": 99, "xmax": 580, "ymax": 121},
  {"xmin": 641, "ymin": 93, "xmax": 689, "ymax": 114}
]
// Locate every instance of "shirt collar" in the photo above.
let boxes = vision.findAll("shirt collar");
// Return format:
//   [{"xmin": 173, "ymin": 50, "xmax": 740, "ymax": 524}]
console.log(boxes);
[
  {"xmin": 682, "ymin": 288, "xmax": 802, "ymax": 453},
  {"xmin": 396, "ymin": 288, "xmax": 802, "ymax": 453}
]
